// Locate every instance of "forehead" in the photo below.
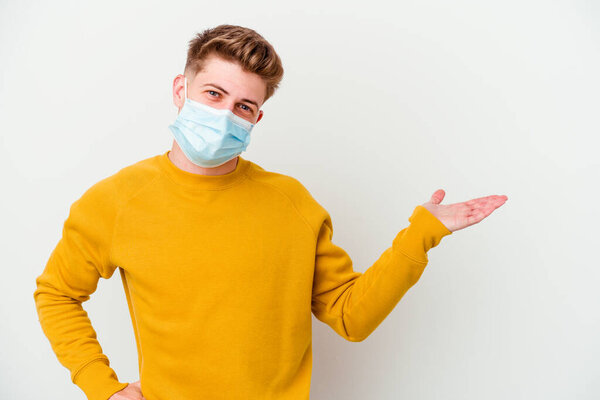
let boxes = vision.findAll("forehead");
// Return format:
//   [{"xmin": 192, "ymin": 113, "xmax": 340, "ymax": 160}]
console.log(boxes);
[{"xmin": 192, "ymin": 55, "xmax": 266, "ymax": 105}]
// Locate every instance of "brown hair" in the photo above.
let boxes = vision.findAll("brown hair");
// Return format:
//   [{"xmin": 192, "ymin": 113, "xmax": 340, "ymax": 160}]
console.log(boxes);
[{"xmin": 184, "ymin": 24, "xmax": 284, "ymax": 103}]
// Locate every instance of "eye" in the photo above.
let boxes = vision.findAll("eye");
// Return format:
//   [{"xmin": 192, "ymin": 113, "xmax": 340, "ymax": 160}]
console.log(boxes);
[
  {"xmin": 239, "ymin": 104, "xmax": 253, "ymax": 113},
  {"xmin": 207, "ymin": 90, "xmax": 219, "ymax": 97}
]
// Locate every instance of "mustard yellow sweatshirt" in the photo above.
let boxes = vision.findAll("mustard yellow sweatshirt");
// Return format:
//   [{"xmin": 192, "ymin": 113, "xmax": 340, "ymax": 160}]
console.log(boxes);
[{"xmin": 33, "ymin": 150, "xmax": 452, "ymax": 400}]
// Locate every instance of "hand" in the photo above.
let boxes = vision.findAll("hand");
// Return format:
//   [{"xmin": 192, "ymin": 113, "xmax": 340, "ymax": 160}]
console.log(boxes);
[
  {"xmin": 109, "ymin": 380, "xmax": 146, "ymax": 400},
  {"xmin": 421, "ymin": 189, "xmax": 508, "ymax": 233}
]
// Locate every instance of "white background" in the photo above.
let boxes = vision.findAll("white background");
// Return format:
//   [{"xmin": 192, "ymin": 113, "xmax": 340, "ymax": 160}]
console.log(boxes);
[{"xmin": 1, "ymin": 0, "xmax": 599, "ymax": 399}]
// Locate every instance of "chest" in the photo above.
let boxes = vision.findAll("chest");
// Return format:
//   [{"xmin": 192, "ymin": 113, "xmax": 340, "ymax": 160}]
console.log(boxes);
[{"xmin": 111, "ymin": 191, "xmax": 316, "ymax": 307}]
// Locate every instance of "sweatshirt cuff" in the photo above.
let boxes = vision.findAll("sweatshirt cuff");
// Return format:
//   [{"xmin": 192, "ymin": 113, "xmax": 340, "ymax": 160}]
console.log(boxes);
[
  {"xmin": 392, "ymin": 205, "xmax": 452, "ymax": 263},
  {"xmin": 72, "ymin": 358, "xmax": 129, "ymax": 400}
]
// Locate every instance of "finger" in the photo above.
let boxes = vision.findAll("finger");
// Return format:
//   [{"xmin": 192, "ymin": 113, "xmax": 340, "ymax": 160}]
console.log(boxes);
[
  {"xmin": 465, "ymin": 194, "xmax": 505, "ymax": 205},
  {"xmin": 430, "ymin": 189, "xmax": 445, "ymax": 204},
  {"xmin": 476, "ymin": 197, "xmax": 507, "ymax": 212},
  {"xmin": 465, "ymin": 195, "xmax": 507, "ymax": 209}
]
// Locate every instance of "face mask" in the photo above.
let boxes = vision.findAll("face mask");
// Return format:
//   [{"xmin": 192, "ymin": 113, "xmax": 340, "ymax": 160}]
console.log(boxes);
[{"xmin": 168, "ymin": 76, "xmax": 255, "ymax": 168}]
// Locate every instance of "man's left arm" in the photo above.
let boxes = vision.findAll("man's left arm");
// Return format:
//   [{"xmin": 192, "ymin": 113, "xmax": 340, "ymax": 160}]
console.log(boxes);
[{"xmin": 311, "ymin": 204, "xmax": 452, "ymax": 342}]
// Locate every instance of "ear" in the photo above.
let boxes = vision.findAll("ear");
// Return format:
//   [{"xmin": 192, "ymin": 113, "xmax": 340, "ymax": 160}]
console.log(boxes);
[
  {"xmin": 255, "ymin": 109, "xmax": 264, "ymax": 124},
  {"xmin": 173, "ymin": 74, "xmax": 185, "ymax": 110}
]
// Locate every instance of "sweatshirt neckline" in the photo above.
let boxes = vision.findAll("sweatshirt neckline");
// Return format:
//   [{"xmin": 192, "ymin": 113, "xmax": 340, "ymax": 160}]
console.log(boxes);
[{"xmin": 157, "ymin": 150, "xmax": 250, "ymax": 190}]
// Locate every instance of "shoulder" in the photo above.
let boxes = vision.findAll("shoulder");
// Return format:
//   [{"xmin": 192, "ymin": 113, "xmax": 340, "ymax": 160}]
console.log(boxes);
[
  {"xmin": 244, "ymin": 159, "xmax": 329, "ymax": 235},
  {"xmin": 73, "ymin": 153, "xmax": 162, "ymax": 212}
]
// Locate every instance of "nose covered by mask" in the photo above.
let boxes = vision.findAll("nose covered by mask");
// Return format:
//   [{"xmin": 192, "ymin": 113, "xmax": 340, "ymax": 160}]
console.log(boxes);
[{"xmin": 168, "ymin": 76, "xmax": 255, "ymax": 168}]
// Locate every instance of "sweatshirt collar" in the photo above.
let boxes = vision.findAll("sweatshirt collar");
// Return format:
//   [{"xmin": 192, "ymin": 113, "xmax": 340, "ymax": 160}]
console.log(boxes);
[{"xmin": 157, "ymin": 150, "xmax": 250, "ymax": 190}]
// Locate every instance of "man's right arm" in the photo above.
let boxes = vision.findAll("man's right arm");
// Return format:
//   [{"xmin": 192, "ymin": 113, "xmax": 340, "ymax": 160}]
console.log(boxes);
[{"xmin": 33, "ymin": 176, "xmax": 129, "ymax": 400}]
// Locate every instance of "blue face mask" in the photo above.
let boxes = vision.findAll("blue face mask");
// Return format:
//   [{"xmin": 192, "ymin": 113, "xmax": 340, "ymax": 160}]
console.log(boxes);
[{"xmin": 168, "ymin": 76, "xmax": 255, "ymax": 168}]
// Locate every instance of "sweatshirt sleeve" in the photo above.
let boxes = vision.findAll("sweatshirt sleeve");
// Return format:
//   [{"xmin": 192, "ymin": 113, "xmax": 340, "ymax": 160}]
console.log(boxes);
[
  {"xmin": 33, "ymin": 177, "xmax": 130, "ymax": 400},
  {"xmin": 311, "ymin": 205, "xmax": 452, "ymax": 342}
]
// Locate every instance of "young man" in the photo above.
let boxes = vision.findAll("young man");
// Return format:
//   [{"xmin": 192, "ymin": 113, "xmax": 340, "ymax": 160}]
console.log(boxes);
[{"xmin": 33, "ymin": 25, "xmax": 507, "ymax": 400}]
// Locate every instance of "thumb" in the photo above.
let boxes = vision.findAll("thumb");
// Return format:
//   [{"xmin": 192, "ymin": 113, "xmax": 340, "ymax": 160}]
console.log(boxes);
[{"xmin": 429, "ymin": 189, "xmax": 445, "ymax": 205}]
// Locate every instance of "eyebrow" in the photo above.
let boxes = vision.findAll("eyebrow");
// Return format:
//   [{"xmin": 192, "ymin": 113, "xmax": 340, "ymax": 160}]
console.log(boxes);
[{"xmin": 202, "ymin": 83, "xmax": 260, "ymax": 109}]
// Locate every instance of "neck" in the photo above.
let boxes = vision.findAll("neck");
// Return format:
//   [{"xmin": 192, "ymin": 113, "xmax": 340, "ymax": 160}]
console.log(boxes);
[{"xmin": 168, "ymin": 139, "xmax": 239, "ymax": 176}]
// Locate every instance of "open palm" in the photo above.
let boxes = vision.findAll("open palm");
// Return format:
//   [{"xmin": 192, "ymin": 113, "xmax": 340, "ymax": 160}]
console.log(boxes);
[{"xmin": 421, "ymin": 189, "xmax": 508, "ymax": 233}]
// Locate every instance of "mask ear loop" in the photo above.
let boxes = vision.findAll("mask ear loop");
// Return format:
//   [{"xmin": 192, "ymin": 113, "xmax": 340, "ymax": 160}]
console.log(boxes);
[{"xmin": 184, "ymin": 76, "xmax": 188, "ymax": 100}]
